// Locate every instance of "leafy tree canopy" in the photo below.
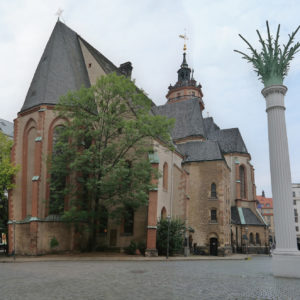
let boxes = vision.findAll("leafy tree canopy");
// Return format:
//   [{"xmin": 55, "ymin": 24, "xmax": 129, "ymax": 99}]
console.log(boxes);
[
  {"xmin": 0, "ymin": 132, "xmax": 18, "ymax": 233},
  {"xmin": 49, "ymin": 73, "xmax": 174, "ymax": 249},
  {"xmin": 235, "ymin": 21, "xmax": 300, "ymax": 87}
]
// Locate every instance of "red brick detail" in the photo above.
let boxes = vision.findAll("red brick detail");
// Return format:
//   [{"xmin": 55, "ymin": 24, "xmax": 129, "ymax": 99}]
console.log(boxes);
[{"xmin": 146, "ymin": 163, "xmax": 158, "ymax": 250}]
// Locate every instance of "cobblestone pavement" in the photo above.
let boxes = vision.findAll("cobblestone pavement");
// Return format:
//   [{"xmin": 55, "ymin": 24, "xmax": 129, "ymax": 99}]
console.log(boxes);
[{"xmin": 0, "ymin": 256, "xmax": 300, "ymax": 299}]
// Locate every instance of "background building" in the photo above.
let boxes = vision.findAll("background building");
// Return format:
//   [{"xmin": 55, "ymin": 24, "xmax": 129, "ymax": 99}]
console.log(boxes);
[
  {"xmin": 257, "ymin": 191, "xmax": 274, "ymax": 243},
  {"xmin": 0, "ymin": 119, "xmax": 13, "ymax": 139},
  {"xmin": 292, "ymin": 183, "xmax": 300, "ymax": 249}
]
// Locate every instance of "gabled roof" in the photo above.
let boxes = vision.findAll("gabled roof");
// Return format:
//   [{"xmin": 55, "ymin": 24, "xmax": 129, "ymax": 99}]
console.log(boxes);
[
  {"xmin": 21, "ymin": 21, "xmax": 121, "ymax": 113},
  {"xmin": 21, "ymin": 21, "xmax": 90, "ymax": 112},
  {"xmin": 0, "ymin": 118, "xmax": 13, "ymax": 138},
  {"xmin": 176, "ymin": 140, "xmax": 223, "ymax": 162},
  {"xmin": 152, "ymin": 98, "xmax": 206, "ymax": 141}
]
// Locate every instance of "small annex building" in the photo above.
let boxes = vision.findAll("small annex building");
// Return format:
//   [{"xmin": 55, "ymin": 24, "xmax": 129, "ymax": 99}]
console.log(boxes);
[{"xmin": 8, "ymin": 20, "xmax": 268, "ymax": 256}]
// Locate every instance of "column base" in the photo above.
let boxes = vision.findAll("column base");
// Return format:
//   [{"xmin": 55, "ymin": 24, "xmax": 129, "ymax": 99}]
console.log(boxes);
[
  {"xmin": 145, "ymin": 248, "xmax": 158, "ymax": 257},
  {"xmin": 272, "ymin": 249, "xmax": 300, "ymax": 278}
]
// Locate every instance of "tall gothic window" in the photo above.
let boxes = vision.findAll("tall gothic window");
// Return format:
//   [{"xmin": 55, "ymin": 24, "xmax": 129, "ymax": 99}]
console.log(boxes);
[
  {"xmin": 49, "ymin": 125, "xmax": 66, "ymax": 214},
  {"xmin": 163, "ymin": 162, "xmax": 168, "ymax": 191},
  {"xmin": 239, "ymin": 165, "xmax": 246, "ymax": 199},
  {"xmin": 211, "ymin": 183, "xmax": 217, "ymax": 198},
  {"xmin": 256, "ymin": 233, "xmax": 260, "ymax": 245},
  {"xmin": 249, "ymin": 232, "xmax": 254, "ymax": 244},
  {"xmin": 99, "ymin": 206, "xmax": 108, "ymax": 234}
]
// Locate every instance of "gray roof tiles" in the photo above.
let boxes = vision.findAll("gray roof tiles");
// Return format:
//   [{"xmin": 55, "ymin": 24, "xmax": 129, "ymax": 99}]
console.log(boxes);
[
  {"xmin": 0, "ymin": 119, "xmax": 13, "ymax": 138},
  {"xmin": 152, "ymin": 98, "xmax": 206, "ymax": 141},
  {"xmin": 231, "ymin": 207, "xmax": 265, "ymax": 226},
  {"xmin": 21, "ymin": 21, "xmax": 121, "ymax": 113},
  {"xmin": 176, "ymin": 140, "xmax": 223, "ymax": 162},
  {"xmin": 21, "ymin": 21, "xmax": 91, "ymax": 112}
]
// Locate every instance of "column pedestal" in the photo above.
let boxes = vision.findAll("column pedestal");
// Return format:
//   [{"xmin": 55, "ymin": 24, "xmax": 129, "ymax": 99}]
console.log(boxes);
[{"xmin": 262, "ymin": 85, "xmax": 300, "ymax": 278}]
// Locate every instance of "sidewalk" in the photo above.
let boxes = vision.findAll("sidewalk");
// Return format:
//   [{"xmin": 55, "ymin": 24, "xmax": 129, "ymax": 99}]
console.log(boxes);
[{"xmin": 0, "ymin": 252, "xmax": 252, "ymax": 263}]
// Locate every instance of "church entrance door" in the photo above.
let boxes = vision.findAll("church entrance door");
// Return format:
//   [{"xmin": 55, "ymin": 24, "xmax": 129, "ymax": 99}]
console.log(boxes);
[{"xmin": 210, "ymin": 238, "xmax": 218, "ymax": 256}]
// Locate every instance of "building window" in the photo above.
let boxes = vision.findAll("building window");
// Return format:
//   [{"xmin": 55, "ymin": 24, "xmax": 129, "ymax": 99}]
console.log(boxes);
[
  {"xmin": 249, "ymin": 232, "xmax": 254, "ymax": 244},
  {"xmin": 294, "ymin": 200, "xmax": 297, "ymax": 205},
  {"xmin": 211, "ymin": 183, "xmax": 217, "ymax": 198},
  {"xmin": 161, "ymin": 207, "xmax": 167, "ymax": 220},
  {"xmin": 211, "ymin": 209, "xmax": 217, "ymax": 222},
  {"xmin": 239, "ymin": 165, "xmax": 246, "ymax": 199},
  {"xmin": 293, "ymin": 192, "xmax": 296, "ymax": 197},
  {"xmin": 256, "ymin": 233, "xmax": 260, "ymax": 245},
  {"xmin": 295, "ymin": 216, "xmax": 299, "ymax": 223},
  {"xmin": 163, "ymin": 162, "xmax": 168, "ymax": 191},
  {"xmin": 296, "ymin": 226, "xmax": 299, "ymax": 232},
  {"xmin": 266, "ymin": 203, "xmax": 270, "ymax": 207},
  {"xmin": 295, "ymin": 209, "xmax": 298, "ymax": 217},
  {"xmin": 124, "ymin": 207, "xmax": 134, "ymax": 234}
]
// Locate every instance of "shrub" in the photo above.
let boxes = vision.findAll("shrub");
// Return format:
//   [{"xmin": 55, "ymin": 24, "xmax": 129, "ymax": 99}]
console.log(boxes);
[
  {"xmin": 156, "ymin": 218, "xmax": 185, "ymax": 256},
  {"xmin": 137, "ymin": 241, "xmax": 146, "ymax": 256},
  {"xmin": 50, "ymin": 237, "xmax": 59, "ymax": 249},
  {"xmin": 124, "ymin": 240, "xmax": 137, "ymax": 255}
]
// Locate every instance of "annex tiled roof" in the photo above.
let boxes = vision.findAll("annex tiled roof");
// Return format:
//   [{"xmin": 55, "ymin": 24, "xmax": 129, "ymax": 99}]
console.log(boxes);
[
  {"xmin": 152, "ymin": 98, "xmax": 206, "ymax": 141},
  {"xmin": 0, "ymin": 118, "xmax": 13, "ymax": 138},
  {"xmin": 176, "ymin": 140, "xmax": 223, "ymax": 162},
  {"xmin": 231, "ymin": 207, "xmax": 265, "ymax": 226}
]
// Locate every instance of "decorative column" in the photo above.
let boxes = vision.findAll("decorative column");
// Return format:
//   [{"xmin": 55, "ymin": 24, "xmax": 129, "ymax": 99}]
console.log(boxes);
[{"xmin": 262, "ymin": 85, "xmax": 300, "ymax": 278}]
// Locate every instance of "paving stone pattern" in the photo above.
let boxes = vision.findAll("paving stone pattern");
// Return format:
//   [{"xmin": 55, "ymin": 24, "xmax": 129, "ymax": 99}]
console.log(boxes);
[{"xmin": 0, "ymin": 257, "xmax": 300, "ymax": 299}]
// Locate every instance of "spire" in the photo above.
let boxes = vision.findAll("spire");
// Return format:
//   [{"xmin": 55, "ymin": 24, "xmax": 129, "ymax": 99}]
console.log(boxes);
[{"xmin": 181, "ymin": 52, "xmax": 188, "ymax": 68}]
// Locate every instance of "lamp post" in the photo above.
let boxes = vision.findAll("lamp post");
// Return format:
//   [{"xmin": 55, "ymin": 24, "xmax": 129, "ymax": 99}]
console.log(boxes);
[
  {"xmin": 245, "ymin": 226, "xmax": 248, "ymax": 257},
  {"xmin": 166, "ymin": 215, "xmax": 171, "ymax": 259},
  {"xmin": 13, "ymin": 220, "xmax": 16, "ymax": 261}
]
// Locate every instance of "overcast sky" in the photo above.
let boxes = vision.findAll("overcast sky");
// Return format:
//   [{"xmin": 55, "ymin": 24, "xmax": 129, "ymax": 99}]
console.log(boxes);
[{"xmin": 1, "ymin": 0, "xmax": 300, "ymax": 198}]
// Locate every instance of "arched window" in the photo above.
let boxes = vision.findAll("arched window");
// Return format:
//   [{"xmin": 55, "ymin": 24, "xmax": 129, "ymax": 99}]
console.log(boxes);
[
  {"xmin": 211, "ymin": 209, "xmax": 217, "ymax": 222},
  {"xmin": 161, "ymin": 207, "xmax": 167, "ymax": 220},
  {"xmin": 49, "ymin": 125, "xmax": 66, "ymax": 214},
  {"xmin": 163, "ymin": 162, "xmax": 168, "ymax": 191},
  {"xmin": 256, "ymin": 233, "xmax": 260, "ymax": 245},
  {"xmin": 239, "ymin": 165, "xmax": 246, "ymax": 199},
  {"xmin": 249, "ymin": 232, "xmax": 254, "ymax": 244},
  {"xmin": 211, "ymin": 183, "xmax": 217, "ymax": 198}
]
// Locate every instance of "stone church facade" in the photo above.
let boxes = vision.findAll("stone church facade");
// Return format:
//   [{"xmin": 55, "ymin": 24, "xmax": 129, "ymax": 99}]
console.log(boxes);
[{"xmin": 8, "ymin": 21, "xmax": 268, "ymax": 256}]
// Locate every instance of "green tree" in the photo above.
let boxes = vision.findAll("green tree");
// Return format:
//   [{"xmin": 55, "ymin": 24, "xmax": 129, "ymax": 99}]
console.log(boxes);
[
  {"xmin": 156, "ymin": 218, "xmax": 185, "ymax": 256},
  {"xmin": 0, "ymin": 132, "xmax": 18, "ymax": 236},
  {"xmin": 234, "ymin": 21, "xmax": 300, "ymax": 87},
  {"xmin": 49, "ymin": 73, "xmax": 174, "ymax": 250}
]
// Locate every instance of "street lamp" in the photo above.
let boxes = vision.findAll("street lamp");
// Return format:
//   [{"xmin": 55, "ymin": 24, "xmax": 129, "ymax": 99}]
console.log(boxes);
[
  {"xmin": 166, "ymin": 215, "xmax": 171, "ymax": 259},
  {"xmin": 245, "ymin": 226, "xmax": 248, "ymax": 257}
]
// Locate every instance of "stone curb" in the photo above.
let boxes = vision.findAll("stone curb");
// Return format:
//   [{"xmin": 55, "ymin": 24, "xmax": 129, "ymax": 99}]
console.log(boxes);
[{"xmin": 0, "ymin": 254, "xmax": 253, "ymax": 263}]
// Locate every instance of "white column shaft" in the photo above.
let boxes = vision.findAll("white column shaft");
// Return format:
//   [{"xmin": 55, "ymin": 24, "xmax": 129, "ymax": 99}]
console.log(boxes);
[{"xmin": 262, "ymin": 85, "xmax": 297, "ymax": 252}]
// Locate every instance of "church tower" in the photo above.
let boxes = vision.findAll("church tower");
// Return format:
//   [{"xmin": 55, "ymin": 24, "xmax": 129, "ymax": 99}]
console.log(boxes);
[{"xmin": 166, "ymin": 52, "xmax": 204, "ymax": 111}]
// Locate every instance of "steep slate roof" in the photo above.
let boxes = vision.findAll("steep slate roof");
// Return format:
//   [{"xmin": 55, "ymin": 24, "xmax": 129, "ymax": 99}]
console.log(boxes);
[
  {"xmin": 152, "ymin": 98, "xmax": 206, "ymax": 141},
  {"xmin": 0, "ymin": 118, "xmax": 13, "ymax": 138},
  {"xmin": 176, "ymin": 141, "xmax": 223, "ymax": 162},
  {"xmin": 231, "ymin": 207, "xmax": 265, "ymax": 226},
  {"xmin": 21, "ymin": 21, "xmax": 120, "ymax": 112},
  {"xmin": 206, "ymin": 124, "xmax": 248, "ymax": 154}
]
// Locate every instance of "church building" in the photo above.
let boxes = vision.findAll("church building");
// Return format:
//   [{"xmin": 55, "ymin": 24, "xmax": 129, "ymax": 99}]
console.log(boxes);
[{"xmin": 8, "ymin": 21, "xmax": 268, "ymax": 256}]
